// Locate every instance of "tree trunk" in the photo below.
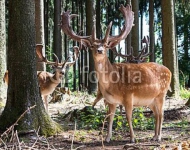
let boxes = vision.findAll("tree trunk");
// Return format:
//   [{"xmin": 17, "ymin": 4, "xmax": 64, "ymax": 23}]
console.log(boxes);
[
  {"xmin": 131, "ymin": 0, "xmax": 139, "ymax": 56},
  {"xmin": 0, "ymin": 0, "xmax": 61, "ymax": 136},
  {"xmin": 44, "ymin": 0, "xmax": 49, "ymax": 50},
  {"xmin": 126, "ymin": 0, "xmax": 132, "ymax": 55},
  {"xmin": 35, "ymin": 0, "xmax": 46, "ymax": 71},
  {"xmin": 0, "ymin": 0, "xmax": 6, "ymax": 111},
  {"xmin": 53, "ymin": 0, "xmax": 62, "ymax": 87},
  {"xmin": 183, "ymin": 11, "xmax": 189, "ymax": 62},
  {"xmin": 96, "ymin": 0, "xmax": 101, "ymax": 39},
  {"xmin": 161, "ymin": 0, "xmax": 180, "ymax": 97},
  {"xmin": 149, "ymin": 0, "xmax": 155, "ymax": 62},
  {"xmin": 185, "ymin": 97, "xmax": 190, "ymax": 107},
  {"xmin": 53, "ymin": 0, "xmax": 62, "ymax": 62},
  {"xmin": 79, "ymin": 1, "xmax": 85, "ymax": 90},
  {"xmin": 72, "ymin": 0, "xmax": 77, "ymax": 91},
  {"xmin": 86, "ymin": 0, "xmax": 97, "ymax": 94}
]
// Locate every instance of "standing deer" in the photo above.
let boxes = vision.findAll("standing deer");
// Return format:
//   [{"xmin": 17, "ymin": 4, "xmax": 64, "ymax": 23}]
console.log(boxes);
[
  {"xmin": 4, "ymin": 45, "xmax": 80, "ymax": 112},
  {"xmin": 92, "ymin": 36, "xmax": 151, "ymax": 112},
  {"xmin": 61, "ymin": 4, "xmax": 171, "ymax": 143}
]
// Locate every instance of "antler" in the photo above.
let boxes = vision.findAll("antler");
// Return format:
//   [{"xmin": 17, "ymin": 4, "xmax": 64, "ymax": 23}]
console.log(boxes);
[
  {"xmin": 141, "ymin": 36, "xmax": 149, "ymax": 53},
  {"xmin": 112, "ymin": 47, "xmax": 134, "ymax": 62},
  {"xmin": 113, "ymin": 45, "xmax": 151, "ymax": 64},
  {"xmin": 104, "ymin": 5, "xmax": 134, "ymax": 48},
  {"xmin": 61, "ymin": 5, "xmax": 134, "ymax": 49},
  {"xmin": 62, "ymin": 46, "xmax": 80, "ymax": 69},
  {"xmin": 36, "ymin": 44, "xmax": 62, "ymax": 66},
  {"xmin": 60, "ymin": 11, "xmax": 91, "ymax": 48}
]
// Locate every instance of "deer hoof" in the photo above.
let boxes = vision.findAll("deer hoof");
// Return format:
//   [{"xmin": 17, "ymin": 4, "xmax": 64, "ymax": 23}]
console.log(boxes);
[
  {"xmin": 153, "ymin": 135, "xmax": 161, "ymax": 142},
  {"xmin": 105, "ymin": 136, "xmax": 111, "ymax": 143},
  {"xmin": 130, "ymin": 138, "xmax": 135, "ymax": 143}
]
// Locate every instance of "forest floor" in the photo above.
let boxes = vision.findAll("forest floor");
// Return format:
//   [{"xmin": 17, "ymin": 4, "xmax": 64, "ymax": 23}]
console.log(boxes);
[{"xmin": 0, "ymin": 91, "xmax": 190, "ymax": 150}]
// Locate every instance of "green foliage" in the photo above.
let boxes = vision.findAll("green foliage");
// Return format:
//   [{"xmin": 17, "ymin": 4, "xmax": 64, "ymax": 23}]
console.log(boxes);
[
  {"xmin": 74, "ymin": 106, "xmax": 106, "ymax": 130},
  {"xmin": 74, "ymin": 106, "xmax": 155, "ymax": 132},
  {"xmin": 45, "ymin": 46, "xmax": 53, "ymax": 72},
  {"xmin": 112, "ymin": 107, "xmax": 155, "ymax": 131},
  {"xmin": 66, "ymin": 67, "xmax": 79, "ymax": 90},
  {"xmin": 164, "ymin": 119, "xmax": 189, "ymax": 129},
  {"xmin": 180, "ymin": 86, "xmax": 190, "ymax": 99},
  {"xmin": 128, "ymin": 107, "xmax": 154, "ymax": 130}
]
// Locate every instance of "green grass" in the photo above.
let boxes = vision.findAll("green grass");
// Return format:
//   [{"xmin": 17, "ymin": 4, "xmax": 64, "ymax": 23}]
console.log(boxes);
[{"xmin": 180, "ymin": 86, "xmax": 190, "ymax": 99}]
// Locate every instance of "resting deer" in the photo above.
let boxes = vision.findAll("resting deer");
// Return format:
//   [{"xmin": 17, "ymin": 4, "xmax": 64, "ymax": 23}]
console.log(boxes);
[
  {"xmin": 61, "ymin": 4, "xmax": 172, "ymax": 143},
  {"xmin": 4, "ymin": 45, "xmax": 80, "ymax": 111}
]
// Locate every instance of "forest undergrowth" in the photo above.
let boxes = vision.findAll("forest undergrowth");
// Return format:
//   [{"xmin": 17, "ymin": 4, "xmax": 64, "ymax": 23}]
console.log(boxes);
[{"xmin": 0, "ymin": 90, "xmax": 190, "ymax": 150}]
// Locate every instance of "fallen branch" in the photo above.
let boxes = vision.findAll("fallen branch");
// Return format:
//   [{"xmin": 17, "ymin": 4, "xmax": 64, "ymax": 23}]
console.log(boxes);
[{"xmin": 123, "ymin": 143, "xmax": 160, "ymax": 149}]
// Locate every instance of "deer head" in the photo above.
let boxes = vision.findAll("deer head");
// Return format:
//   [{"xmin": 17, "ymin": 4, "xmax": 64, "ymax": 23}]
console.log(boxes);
[
  {"xmin": 61, "ymin": 5, "xmax": 134, "ymax": 61},
  {"xmin": 36, "ymin": 45, "xmax": 80, "ymax": 77}
]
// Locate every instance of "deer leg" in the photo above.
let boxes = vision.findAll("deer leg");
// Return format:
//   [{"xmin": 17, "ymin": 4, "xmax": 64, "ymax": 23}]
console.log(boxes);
[
  {"xmin": 149, "ymin": 104, "xmax": 159, "ymax": 140},
  {"xmin": 124, "ymin": 103, "xmax": 135, "ymax": 143},
  {"xmin": 150, "ymin": 95, "xmax": 165, "ymax": 141},
  {"xmin": 105, "ymin": 103, "xmax": 117, "ymax": 143},
  {"xmin": 156, "ymin": 96, "xmax": 165, "ymax": 142},
  {"xmin": 43, "ymin": 95, "xmax": 49, "ymax": 112},
  {"xmin": 92, "ymin": 88, "xmax": 103, "ymax": 108}
]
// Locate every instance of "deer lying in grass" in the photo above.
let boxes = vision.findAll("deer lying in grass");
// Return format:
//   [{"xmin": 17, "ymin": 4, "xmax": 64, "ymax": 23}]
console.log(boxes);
[
  {"xmin": 4, "ymin": 45, "xmax": 79, "ymax": 112},
  {"xmin": 61, "ymin": 4, "xmax": 172, "ymax": 143}
]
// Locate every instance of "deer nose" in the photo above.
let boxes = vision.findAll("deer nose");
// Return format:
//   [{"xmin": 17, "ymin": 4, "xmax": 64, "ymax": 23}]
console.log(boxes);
[
  {"xmin": 97, "ymin": 49, "xmax": 103, "ymax": 54},
  {"xmin": 60, "ymin": 72, "xmax": 65, "ymax": 75},
  {"xmin": 97, "ymin": 47, "xmax": 104, "ymax": 54}
]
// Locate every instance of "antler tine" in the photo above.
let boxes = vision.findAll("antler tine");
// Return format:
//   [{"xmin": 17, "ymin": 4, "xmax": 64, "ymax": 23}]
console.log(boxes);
[
  {"xmin": 36, "ymin": 44, "xmax": 45, "ymax": 61},
  {"xmin": 62, "ymin": 46, "xmax": 80, "ymax": 68},
  {"xmin": 91, "ymin": 25, "xmax": 97, "ymax": 42},
  {"xmin": 141, "ymin": 36, "xmax": 150, "ymax": 53},
  {"xmin": 52, "ymin": 53, "xmax": 59, "ymax": 66},
  {"xmin": 61, "ymin": 11, "xmax": 91, "ymax": 47},
  {"xmin": 107, "ymin": 5, "xmax": 134, "ymax": 48},
  {"xmin": 136, "ymin": 47, "xmax": 146, "ymax": 60},
  {"xmin": 36, "ymin": 44, "xmax": 59, "ymax": 66},
  {"xmin": 61, "ymin": 57, "xmax": 71, "ymax": 68},
  {"xmin": 104, "ymin": 21, "xmax": 113, "ymax": 44},
  {"xmin": 112, "ymin": 47, "xmax": 132, "ymax": 61}
]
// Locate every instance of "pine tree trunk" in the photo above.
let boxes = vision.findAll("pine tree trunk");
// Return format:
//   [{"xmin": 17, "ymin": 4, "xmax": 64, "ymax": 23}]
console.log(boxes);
[
  {"xmin": 149, "ymin": 0, "xmax": 155, "ymax": 62},
  {"xmin": 185, "ymin": 97, "xmax": 190, "ymax": 107},
  {"xmin": 0, "ymin": 0, "xmax": 6, "ymax": 111},
  {"xmin": 131, "ymin": 0, "xmax": 139, "ymax": 56},
  {"xmin": 86, "ymin": 0, "xmax": 97, "ymax": 94},
  {"xmin": 35, "ymin": 0, "xmax": 46, "ymax": 71},
  {"xmin": 161, "ymin": 0, "xmax": 180, "ymax": 97},
  {"xmin": 44, "ymin": 0, "xmax": 49, "ymax": 49},
  {"xmin": 0, "ymin": 0, "xmax": 61, "ymax": 136},
  {"xmin": 53, "ymin": 0, "xmax": 62, "ymax": 62}
]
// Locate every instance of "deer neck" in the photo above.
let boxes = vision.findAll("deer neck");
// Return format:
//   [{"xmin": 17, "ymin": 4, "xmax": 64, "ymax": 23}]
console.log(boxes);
[
  {"xmin": 49, "ymin": 72, "xmax": 62, "ymax": 85},
  {"xmin": 94, "ymin": 56, "xmax": 116, "ymax": 87}
]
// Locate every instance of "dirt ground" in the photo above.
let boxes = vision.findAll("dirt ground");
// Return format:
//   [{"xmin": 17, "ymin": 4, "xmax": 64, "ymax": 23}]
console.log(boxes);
[{"xmin": 0, "ymin": 93, "xmax": 190, "ymax": 150}]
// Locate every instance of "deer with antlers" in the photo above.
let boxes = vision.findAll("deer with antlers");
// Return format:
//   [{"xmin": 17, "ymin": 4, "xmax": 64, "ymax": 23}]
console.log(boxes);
[
  {"xmin": 4, "ymin": 45, "xmax": 79, "ymax": 112},
  {"xmin": 92, "ymin": 36, "xmax": 151, "ymax": 111},
  {"xmin": 61, "ymin": 4, "xmax": 171, "ymax": 143}
]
